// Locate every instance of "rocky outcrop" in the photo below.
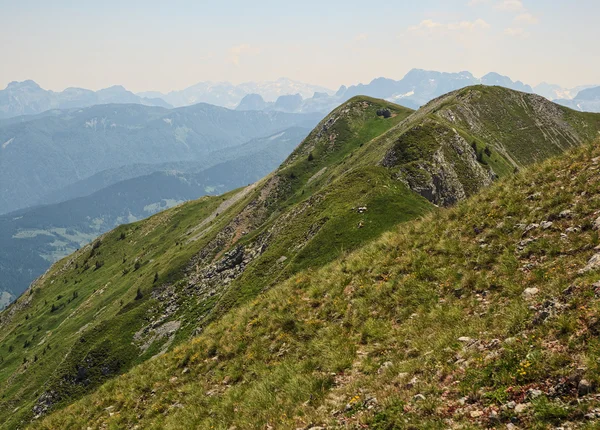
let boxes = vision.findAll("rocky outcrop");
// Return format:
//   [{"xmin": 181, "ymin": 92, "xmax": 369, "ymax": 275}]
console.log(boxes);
[{"xmin": 381, "ymin": 121, "xmax": 494, "ymax": 206}]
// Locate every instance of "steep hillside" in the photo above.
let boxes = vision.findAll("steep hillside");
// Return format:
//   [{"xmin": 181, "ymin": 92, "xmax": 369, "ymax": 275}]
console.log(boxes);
[
  {"xmin": 2, "ymin": 87, "xmax": 600, "ymax": 429},
  {"xmin": 34, "ymin": 124, "xmax": 600, "ymax": 430},
  {"xmin": 364, "ymin": 86, "xmax": 600, "ymax": 205},
  {"xmin": 0, "ymin": 97, "xmax": 421, "ymax": 428},
  {"xmin": 0, "ymin": 128, "xmax": 310, "ymax": 303},
  {"xmin": 0, "ymin": 103, "xmax": 320, "ymax": 214}
]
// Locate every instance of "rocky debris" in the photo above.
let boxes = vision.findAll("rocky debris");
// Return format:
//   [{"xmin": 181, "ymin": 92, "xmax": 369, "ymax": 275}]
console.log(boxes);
[
  {"xmin": 541, "ymin": 221, "xmax": 553, "ymax": 230},
  {"xmin": 565, "ymin": 226, "xmax": 581, "ymax": 233},
  {"xmin": 277, "ymin": 255, "xmax": 288, "ymax": 264},
  {"xmin": 532, "ymin": 299, "xmax": 568, "ymax": 325},
  {"xmin": 134, "ymin": 320, "xmax": 181, "ymax": 353},
  {"xmin": 527, "ymin": 389, "xmax": 543, "ymax": 399},
  {"xmin": 517, "ymin": 238, "xmax": 536, "ymax": 251},
  {"xmin": 593, "ymin": 216, "xmax": 600, "ymax": 231},
  {"xmin": 470, "ymin": 410, "xmax": 483, "ymax": 418},
  {"xmin": 32, "ymin": 390, "xmax": 59, "ymax": 419},
  {"xmin": 357, "ymin": 206, "xmax": 368, "ymax": 214},
  {"xmin": 579, "ymin": 253, "xmax": 600, "ymax": 274},
  {"xmin": 413, "ymin": 394, "xmax": 426, "ymax": 402},
  {"xmin": 585, "ymin": 408, "xmax": 600, "ymax": 419},
  {"xmin": 215, "ymin": 246, "xmax": 244, "ymax": 273},
  {"xmin": 559, "ymin": 209, "xmax": 573, "ymax": 219},
  {"xmin": 458, "ymin": 336, "xmax": 473, "ymax": 343}
]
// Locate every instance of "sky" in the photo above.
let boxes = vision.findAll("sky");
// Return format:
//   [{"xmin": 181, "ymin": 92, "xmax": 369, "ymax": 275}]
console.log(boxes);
[{"xmin": 1, "ymin": 0, "xmax": 598, "ymax": 93}]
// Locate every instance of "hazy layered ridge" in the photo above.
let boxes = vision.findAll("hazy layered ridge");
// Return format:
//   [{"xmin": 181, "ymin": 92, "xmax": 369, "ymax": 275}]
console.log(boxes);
[
  {"xmin": 0, "ymin": 103, "xmax": 321, "ymax": 214},
  {"xmin": 0, "ymin": 128, "xmax": 310, "ymax": 302}
]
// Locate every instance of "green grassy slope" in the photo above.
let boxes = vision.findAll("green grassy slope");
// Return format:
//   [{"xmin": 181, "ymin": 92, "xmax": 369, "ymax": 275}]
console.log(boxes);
[
  {"xmin": 0, "ymin": 96, "xmax": 425, "ymax": 428},
  {"xmin": 35, "ymin": 138, "xmax": 600, "ymax": 430},
  {"xmin": 3, "ymin": 87, "xmax": 600, "ymax": 429}
]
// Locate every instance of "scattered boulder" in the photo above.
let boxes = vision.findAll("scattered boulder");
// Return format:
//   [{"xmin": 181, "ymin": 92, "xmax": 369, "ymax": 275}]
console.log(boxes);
[
  {"xmin": 514, "ymin": 403, "xmax": 530, "ymax": 414},
  {"xmin": 559, "ymin": 210, "xmax": 573, "ymax": 219},
  {"xmin": 524, "ymin": 223, "xmax": 540, "ymax": 233},
  {"xmin": 523, "ymin": 287, "xmax": 539, "ymax": 299},
  {"xmin": 378, "ymin": 361, "xmax": 393, "ymax": 374},
  {"xmin": 578, "ymin": 379, "xmax": 593, "ymax": 396},
  {"xmin": 593, "ymin": 217, "xmax": 600, "ymax": 231},
  {"xmin": 470, "ymin": 410, "xmax": 483, "ymax": 418},
  {"xmin": 541, "ymin": 221, "xmax": 553, "ymax": 230},
  {"xmin": 579, "ymin": 254, "xmax": 600, "ymax": 274}
]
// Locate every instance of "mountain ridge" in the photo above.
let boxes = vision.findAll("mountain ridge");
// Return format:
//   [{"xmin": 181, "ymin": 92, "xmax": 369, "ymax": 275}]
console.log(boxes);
[{"xmin": 2, "ymin": 86, "xmax": 600, "ymax": 429}]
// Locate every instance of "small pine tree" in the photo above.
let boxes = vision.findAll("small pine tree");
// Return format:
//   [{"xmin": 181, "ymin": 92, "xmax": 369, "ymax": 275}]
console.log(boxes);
[
  {"xmin": 308, "ymin": 152, "xmax": 314, "ymax": 162},
  {"xmin": 153, "ymin": 272, "xmax": 159, "ymax": 284},
  {"xmin": 51, "ymin": 303, "xmax": 57, "ymax": 312},
  {"xmin": 135, "ymin": 287, "xmax": 143, "ymax": 301}
]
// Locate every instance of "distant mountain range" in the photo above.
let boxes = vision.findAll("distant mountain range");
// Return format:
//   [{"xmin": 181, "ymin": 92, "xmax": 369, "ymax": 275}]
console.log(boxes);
[
  {"xmin": 3, "ymin": 72, "xmax": 599, "ymax": 120},
  {"xmin": 0, "ymin": 80, "xmax": 170, "ymax": 118},
  {"xmin": 138, "ymin": 77, "xmax": 334, "ymax": 109},
  {"xmin": 0, "ymin": 102, "xmax": 320, "ymax": 214},
  {"xmin": 231, "ymin": 70, "xmax": 535, "ymax": 113},
  {"xmin": 235, "ymin": 70, "xmax": 600, "ymax": 114}
]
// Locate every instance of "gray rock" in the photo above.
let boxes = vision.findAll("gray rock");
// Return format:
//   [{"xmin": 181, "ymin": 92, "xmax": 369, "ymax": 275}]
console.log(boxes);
[
  {"xmin": 541, "ymin": 221, "xmax": 553, "ymax": 230},
  {"xmin": 514, "ymin": 403, "xmax": 530, "ymax": 413},
  {"xmin": 525, "ymin": 223, "xmax": 540, "ymax": 232},
  {"xmin": 593, "ymin": 217, "xmax": 600, "ymax": 231},
  {"xmin": 523, "ymin": 287, "xmax": 539, "ymax": 299},
  {"xmin": 559, "ymin": 210, "xmax": 573, "ymax": 218},
  {"xmin": 413, "ymin": 394, "xmax": 426, "ymax": 401},
  {"xmin": 579, "ymin": 254, "xmax": 600, "ymax": 274},
  {"xmin": 578, "ymin": 379, "xmax": 593, "ymax": 396}
]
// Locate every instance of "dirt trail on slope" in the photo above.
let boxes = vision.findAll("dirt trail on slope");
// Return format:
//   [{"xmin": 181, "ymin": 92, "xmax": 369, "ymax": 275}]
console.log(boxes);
[{"xmin": 186, "ymin": 182, "xmax": 259, "ymax": 243}]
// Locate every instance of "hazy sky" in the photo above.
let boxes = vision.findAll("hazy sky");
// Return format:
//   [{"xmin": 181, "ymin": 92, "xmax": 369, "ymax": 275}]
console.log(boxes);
[{"xmin": 1, "ymin": 0, "xmax": 598, "ymax": 93}]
